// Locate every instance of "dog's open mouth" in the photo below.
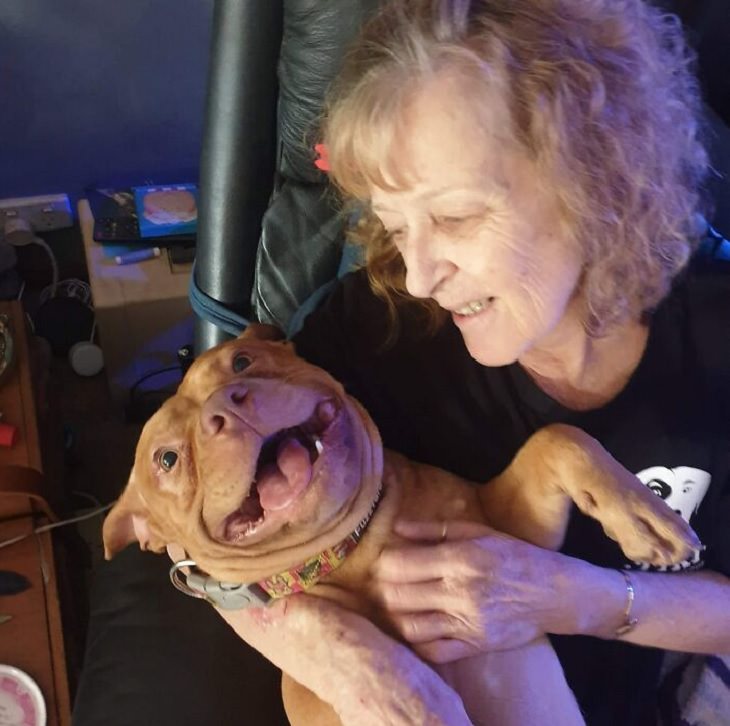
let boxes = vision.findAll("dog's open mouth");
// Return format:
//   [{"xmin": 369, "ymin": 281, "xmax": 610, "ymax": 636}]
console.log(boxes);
[{"xmin": 223, "ymin": 399, "xmax": 338, "ymax": 542}]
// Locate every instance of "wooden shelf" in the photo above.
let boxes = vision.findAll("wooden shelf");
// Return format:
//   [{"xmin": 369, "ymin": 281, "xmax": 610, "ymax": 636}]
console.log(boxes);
[
  {"xmin": 0, "ymin": 517, "xmax": 71, "ymax": 726},
  {"xmin": 0, "ymin": 300, "xmax": 71, "ymax": 726}
]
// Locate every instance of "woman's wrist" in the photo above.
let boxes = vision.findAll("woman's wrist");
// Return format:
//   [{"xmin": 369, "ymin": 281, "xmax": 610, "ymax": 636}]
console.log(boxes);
[
  {"xmin": 545, "ymin": 553, "xmax": 628, "ymax": 639},
  {"xmin": 613, "ymin": 570, "xmax": 640, "ymax": 637}
]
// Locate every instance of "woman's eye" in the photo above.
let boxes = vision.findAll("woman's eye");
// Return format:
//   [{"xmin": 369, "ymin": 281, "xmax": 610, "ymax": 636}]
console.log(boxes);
[
  {"xmin": 159, "ymin": 449, "xmax": 179, "ymax": 472},
  {"xmin": 232, "ymin": 352, "xmax": 252, "ymax": 373},
  {"xmin": 387, "ymin": 228, "xmax": 406, "ymax": 243},
  {"xmin": 435, "ymin": 215, "xmax": 467, "ymax": 228},
  {"xmin": 435, "ymin": 211, "xmax": 486, "ymax": 232}
]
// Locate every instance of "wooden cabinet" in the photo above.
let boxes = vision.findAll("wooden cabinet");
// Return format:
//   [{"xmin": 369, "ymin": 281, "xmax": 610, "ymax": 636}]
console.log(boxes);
[
  {"xmin": 77, "ymin": 199, "xmax": 193, "ymax": 407},
  {"xmin": 0, "ymin": 300, "xmax": 71, "ymax": 726}
]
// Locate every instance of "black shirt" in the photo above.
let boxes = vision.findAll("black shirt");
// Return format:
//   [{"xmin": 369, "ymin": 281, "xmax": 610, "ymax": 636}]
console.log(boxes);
[{"xmin": 293, "ymin": 257, "xmax": 730, "ymax": 725}]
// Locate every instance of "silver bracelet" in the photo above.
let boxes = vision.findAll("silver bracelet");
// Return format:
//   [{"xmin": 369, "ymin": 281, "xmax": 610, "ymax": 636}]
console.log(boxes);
[{"xmin": 615, "ymin": 569, "xmax": 639, "ymax": 637}]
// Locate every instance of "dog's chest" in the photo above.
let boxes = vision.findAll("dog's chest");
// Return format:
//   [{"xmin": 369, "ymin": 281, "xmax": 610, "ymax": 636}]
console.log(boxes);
[{"xmin": 392, "ymin": 455, "xmax": 485, "ymax": 522}]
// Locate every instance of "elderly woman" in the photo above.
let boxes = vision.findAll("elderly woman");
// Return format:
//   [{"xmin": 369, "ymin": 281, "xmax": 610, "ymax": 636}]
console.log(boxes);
[{"xmin": 210, "ymin": 0, "xmax": 730, "ymax": 724}]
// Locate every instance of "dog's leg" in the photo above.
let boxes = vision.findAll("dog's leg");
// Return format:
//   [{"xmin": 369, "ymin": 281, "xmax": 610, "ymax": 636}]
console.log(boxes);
[
  {"xmin": 480, "ymin": 424, "xmax": 700, "ymax": 565},
  {"xmin": 282, "ymin": 675, "xmax": 342, "ymax": 726},
  {"xmin": 478, "ymin": 452, "xmax": 573, "ymax": 551},
  {"xmin": 436, "ymin": 637, "xmax": 584, "ymax": 726}
]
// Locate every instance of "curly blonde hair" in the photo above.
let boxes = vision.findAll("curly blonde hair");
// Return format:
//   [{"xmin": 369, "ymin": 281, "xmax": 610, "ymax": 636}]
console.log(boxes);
[{"xmin": 322, "ymin": 0, "xmax": 710, "ymax": 335}]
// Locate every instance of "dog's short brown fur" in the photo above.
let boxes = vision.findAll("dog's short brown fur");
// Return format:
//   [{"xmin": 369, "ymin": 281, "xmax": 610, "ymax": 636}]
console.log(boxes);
[{"xmin": 104, "ymin": 328, "xmax": 699, "ymax": 724}]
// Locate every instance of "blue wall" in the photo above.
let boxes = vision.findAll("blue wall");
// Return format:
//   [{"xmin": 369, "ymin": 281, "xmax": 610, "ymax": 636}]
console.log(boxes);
[{"xmin": 0, "ymin": 0, "xmax": 213, "ymax": 203}]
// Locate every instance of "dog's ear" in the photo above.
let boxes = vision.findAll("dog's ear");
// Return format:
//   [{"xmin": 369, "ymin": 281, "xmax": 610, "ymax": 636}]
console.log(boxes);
[
  {"xmin": 238, "ymin": 323, "xmax": 285, "ymax": 342},
  {"xmin": 102, "ymin": 477, "xmax": 168, "ymax": 559}
]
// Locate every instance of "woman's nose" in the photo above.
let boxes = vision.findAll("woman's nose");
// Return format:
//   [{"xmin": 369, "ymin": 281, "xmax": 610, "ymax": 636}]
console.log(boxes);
[
  {"xmin": 401, "ymin": 230, "xmax": 454, "ymax": 299},
  {"xmin": 199, "ymin": 383, "xmax": 249, "ymax": 436}
]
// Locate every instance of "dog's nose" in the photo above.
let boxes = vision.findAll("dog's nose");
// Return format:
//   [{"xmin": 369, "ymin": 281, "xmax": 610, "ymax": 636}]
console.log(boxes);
[{"xmin": 200, "ymin": 384, "xmax": 249, "ymax": 436}]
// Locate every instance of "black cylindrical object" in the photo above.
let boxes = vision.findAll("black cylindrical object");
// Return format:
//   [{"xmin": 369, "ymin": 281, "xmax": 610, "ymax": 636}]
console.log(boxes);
[{"xmin": 193, "ymin": 0, "xmax": 283, "ymax": 354}]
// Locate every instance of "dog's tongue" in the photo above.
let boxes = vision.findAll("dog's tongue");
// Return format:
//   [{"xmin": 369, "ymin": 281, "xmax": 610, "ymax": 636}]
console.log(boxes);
[{"xmin": 257, "ymin": 437, "xmax": 312, "ymax": 511}]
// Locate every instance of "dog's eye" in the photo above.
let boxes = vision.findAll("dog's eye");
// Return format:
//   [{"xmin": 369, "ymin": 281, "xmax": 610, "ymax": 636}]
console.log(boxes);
[
  {"xmin": 159, "ymin": 449, "xmax": 179, "ymax": 472},
  {"xmin": 232, "ymin": 352, "xmax": 252, "ymax": 373}
]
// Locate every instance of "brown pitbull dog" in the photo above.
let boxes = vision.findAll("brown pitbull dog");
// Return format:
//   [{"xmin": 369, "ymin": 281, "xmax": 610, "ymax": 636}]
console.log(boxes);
[{"xmin": 104, "ymin": 329, "xmax": 700, "ymax": 725}]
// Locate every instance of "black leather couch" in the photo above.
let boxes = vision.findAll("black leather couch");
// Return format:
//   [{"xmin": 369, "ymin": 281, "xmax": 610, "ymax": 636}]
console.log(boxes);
[
  {"xmin": 193, "ymin": 0, "xmax": 378, "ymax": 356},
  {"xmin": 72, "ymin": 2, "xmax": 730, "ymax": 724}
]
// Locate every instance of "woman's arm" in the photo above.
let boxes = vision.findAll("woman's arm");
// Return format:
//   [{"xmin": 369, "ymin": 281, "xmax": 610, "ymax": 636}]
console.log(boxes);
[
  {"xmin": 373, "ymin": 520, "xmax": 730, "ymax": 662},
  {"xmin": 551, "ymin": 557, "xmax": 730, "ymax": 653}
]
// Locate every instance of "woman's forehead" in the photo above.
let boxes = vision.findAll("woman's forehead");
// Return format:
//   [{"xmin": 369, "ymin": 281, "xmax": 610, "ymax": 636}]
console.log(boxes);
[{"xmin": 364, "ymin": 73, "xmax": 517, "ymax": 201}]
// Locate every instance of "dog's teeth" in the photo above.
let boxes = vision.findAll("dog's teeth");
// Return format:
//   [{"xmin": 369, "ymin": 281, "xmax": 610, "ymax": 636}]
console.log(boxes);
[{"xmin": 314, "ymin": 437, "xmax": 323, "ymax": 455}]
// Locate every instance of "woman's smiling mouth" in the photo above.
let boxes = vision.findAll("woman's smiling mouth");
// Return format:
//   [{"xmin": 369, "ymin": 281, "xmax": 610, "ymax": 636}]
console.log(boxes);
[{"xmin": 451, "ymin": 296, "xmax": 496, "ymax": 318}]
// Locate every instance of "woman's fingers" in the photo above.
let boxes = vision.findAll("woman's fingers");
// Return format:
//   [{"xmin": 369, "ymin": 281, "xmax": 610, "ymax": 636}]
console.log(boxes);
[
  {"xmin": 389, "ymin": 609, "xmax": 477, "ymax": 644},
  {"xmin": 372, "ymin": 524, "xmax": 559, "ymax": 654},
  {"xmin": 375, "ymin": 523, "xmax": 507, "ymax": 583},
  {"xmin": 377, "ymin": 574, "xmax": 480, "ymax": 616},
  {"xmin": 373, "ymin": 542, "xmax": 456, "ymax": 581},
  {"xmin": 378, "ymin": 578, "xmax": 445, "ymax": 611},
  {"xmin": 414, "ymin": 638, "xmax": 477, "ymax": 665},
  {"xmin": 394, "ymin": 518, "xmax": 495, "ymax": 542}
]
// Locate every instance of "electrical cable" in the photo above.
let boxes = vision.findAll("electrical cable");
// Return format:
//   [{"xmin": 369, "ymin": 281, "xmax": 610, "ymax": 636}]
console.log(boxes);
[
  {"xmin": 29, "ymin": 235, "xmax": 59, "ymax": 297},
  {"xmin": 71, "ymin": 489, "xmax": 103, "ymax": 509},
  {"xmin": 129, "ymin": 365, "xmax": 182, "ymax": 403},
  {"xmin": 39, "ymin": 277, "xmax": 92, "ymax": 307},
  {"xmin": 3, "ymin": 217, "xmax": 60, "ymax": 297},
  {"xmin": 0, "ymin": 501, "xmax": 115, "ymax": 550}
]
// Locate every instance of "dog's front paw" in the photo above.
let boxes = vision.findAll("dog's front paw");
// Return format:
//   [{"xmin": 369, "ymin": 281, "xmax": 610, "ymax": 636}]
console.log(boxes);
[{"xmin": 578, "ymin": 475, "xmax": 702, "ymax": 567}]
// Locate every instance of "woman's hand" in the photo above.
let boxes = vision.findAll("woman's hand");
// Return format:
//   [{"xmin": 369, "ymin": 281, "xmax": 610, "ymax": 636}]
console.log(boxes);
[{"xmin": 372, "ymin": 520, "xmax": 576, "ymax": 663}]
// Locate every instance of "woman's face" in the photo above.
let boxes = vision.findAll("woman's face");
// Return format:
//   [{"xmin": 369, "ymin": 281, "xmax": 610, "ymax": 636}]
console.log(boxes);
[{"xmin": 369, "ymin": 75, "xmax": 585, "ymax": 367}]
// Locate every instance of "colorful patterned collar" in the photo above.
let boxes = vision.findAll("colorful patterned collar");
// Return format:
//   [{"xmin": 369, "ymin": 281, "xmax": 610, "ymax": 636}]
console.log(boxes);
[{"xmin": 170, "ymin": 483, "xmax": 384, "ymax": 610}]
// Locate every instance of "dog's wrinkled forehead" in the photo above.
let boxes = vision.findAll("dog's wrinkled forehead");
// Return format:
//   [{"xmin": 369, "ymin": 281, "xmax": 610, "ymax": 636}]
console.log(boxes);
[
  {"xmin": 179, "ymin": 338, "xmax": 304, "ymax": 402},
  {"xmin": 138, "ymin": 394, "xmax": 195, "ymax": 450}
]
